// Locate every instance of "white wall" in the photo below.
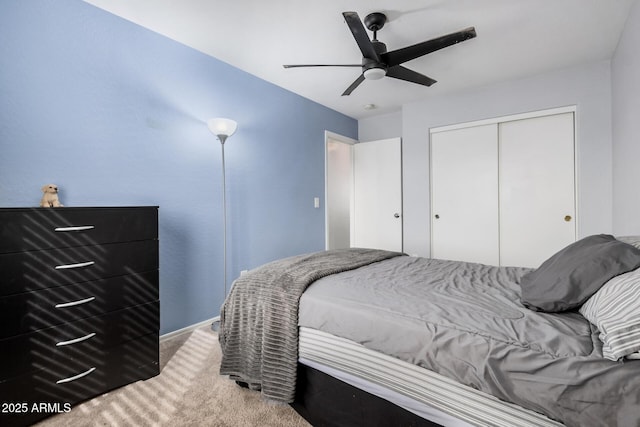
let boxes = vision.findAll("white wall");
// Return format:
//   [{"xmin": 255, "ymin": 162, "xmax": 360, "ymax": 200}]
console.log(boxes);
[
  {"xmin": 358, "ymin": 111, "xmax": 402, "ymax": 142},
  {"xmin": 612, "ymin": 0, "xmax": 640, "ymax": 235},
  {"xmin": 359, "ymin": 61, "xmax": 613, "ymax": 257}
]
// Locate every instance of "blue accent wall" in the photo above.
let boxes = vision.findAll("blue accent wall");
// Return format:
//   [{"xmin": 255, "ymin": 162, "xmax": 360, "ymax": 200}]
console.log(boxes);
[{"xmin": 0, "ymin": 0, "xmax": 357, "ymax": 334}]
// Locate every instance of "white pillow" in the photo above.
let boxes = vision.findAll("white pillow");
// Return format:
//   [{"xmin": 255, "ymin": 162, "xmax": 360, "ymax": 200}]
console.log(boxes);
[
  {"xmin": 616, "ymin": 235, "xmax": 640, "ymax": 249},
  {"xmin": 579, "ymin": 266, "xmax": 640, "ymax": 361}
]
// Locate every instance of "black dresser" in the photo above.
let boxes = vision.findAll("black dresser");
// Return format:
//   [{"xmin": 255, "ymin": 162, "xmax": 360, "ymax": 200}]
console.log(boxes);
[{"xmin": 0, "ymin": 207, "xmax": 160, "ymax": 426}]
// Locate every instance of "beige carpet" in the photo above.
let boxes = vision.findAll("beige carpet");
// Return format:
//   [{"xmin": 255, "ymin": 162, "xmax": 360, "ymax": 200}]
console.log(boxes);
[{"xmin": 36, "ymin": 326, "xmax": 311, "ymax": 427}]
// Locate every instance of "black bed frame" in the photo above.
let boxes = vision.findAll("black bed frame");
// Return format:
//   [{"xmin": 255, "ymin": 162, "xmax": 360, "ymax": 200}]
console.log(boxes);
[{"xmin": 290, "ymin": 363, "xmax": 442, "ymax": 427}]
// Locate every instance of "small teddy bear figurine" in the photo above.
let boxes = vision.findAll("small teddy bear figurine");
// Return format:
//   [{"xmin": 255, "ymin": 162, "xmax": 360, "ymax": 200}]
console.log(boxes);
[{"xmin": 40, "ymin": 184, "xmax": 64, "ymax": 208}]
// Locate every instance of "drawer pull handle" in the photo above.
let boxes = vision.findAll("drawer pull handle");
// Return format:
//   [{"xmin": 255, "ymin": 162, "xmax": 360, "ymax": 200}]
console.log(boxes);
[
  {"xmin": 54, "ymin": 225, "xmax": 95, "ymax": 232},
  {"xmin": 56, "ymin": 367, "xmax": 96, "ymax": 384},
  {"xmin": 56, "ymin": 332, "xmax": 97, "ymax": 347},
  {"xmin": 55, "ymin": 261, "xmax": 95, "ymax": 270},
  {"xmin": 55, "ymin": 296, "xmax": 96, "ymax": 309}
]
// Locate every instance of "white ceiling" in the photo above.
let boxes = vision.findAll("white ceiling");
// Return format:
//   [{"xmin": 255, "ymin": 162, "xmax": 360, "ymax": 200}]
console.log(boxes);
[{"xmin": 82, "ymin": 0, "xmax": 635, "ymax": 119}]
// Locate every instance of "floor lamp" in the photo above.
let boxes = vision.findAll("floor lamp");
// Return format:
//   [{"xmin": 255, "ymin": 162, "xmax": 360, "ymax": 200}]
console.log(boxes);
[{"xmin": 207, "ymin": 117, "xmax": 238, "ymax": 317}]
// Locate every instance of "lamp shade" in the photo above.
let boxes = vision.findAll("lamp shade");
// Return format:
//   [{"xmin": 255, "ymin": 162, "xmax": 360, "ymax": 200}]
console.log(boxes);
[{"xmin": 207, "ymin": 118, "xmax": 237, "ymax": 138}]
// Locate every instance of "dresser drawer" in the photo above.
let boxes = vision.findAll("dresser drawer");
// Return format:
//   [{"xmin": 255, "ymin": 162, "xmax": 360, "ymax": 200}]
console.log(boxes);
[
  {"xmin": 0, "ymin": 207, "xmax": 157, "ymax": 254},
  {"xmin": 0, "ymin": 240, "xmax": 158, "ymax": 296},
  {"xmin": 0, "ymin": 333, "xmax": 159, "ymax": 427},
  {"xmin": 0, "ymin": 301, "xmax": 158, "ymax": 381},
  {"xmin": 0, "ymin": 271, "xmax": 158, "ymax": 338}
]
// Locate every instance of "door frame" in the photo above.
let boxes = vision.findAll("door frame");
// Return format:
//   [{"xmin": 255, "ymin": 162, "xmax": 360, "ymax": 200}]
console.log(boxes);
[
  {"xmin": 324, "ymin": 131, "xmax": 357, "ymax": 250},
  {"xmin": 430, "ymin": 105, "xmax": 577, "ymax": 134}
]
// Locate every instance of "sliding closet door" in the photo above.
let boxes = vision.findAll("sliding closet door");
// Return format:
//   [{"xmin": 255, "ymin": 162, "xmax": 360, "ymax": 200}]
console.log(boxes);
[
  {"xmin": 431, "ymin": 124, "xmax": 499, "ymax": 265},
  {"xmin": 352, "ymin": 138, "xmax": 402, "ymax": 252},
  {"xmin": 499, "ymin": 112, "xmax": 576, "ymax": 268}
]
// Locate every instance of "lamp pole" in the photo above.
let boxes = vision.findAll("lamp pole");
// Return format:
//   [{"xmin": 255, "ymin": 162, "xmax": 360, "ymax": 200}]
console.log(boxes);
[
  {"xmin": 207, "ymin": 118, "xmax": 238, "ymax": 314},
  {"xmin": 219, "ymin": 135, "xmax": 228, "ymax": 298}
]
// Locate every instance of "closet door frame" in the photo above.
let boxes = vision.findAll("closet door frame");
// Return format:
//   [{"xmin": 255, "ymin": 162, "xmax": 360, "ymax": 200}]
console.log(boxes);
[{"xmin": 429, "ymin": 105, "xmax": 578, "ymax": 265}]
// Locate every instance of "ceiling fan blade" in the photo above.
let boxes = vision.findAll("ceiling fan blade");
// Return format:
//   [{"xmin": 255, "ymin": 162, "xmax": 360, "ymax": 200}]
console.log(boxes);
[
  {"xmin": 387, "ymin": 66, "xmax": 437, "ymax": 87},
  {"xmin": 342, "ymin": 74, "xmax": 365, "ymax": 96},
  {"xmin": 283, "ymin": 64, "xmax": 361, "ymax": 68},
  {"xmin": 381, "ymin": 27, "xmax": 476, "ymax": 67},
  {"xmin": 342, "ymin": 11, "xmax": 380, "ymax": 61}
]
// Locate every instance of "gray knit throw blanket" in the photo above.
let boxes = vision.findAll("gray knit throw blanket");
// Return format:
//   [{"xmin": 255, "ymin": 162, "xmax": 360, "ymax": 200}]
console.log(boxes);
[{"xmin": 218, "ymin": 248, "xmax": 403, "ymax": 402}]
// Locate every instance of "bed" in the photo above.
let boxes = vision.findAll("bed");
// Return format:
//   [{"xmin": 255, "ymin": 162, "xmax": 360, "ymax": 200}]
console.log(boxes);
[{"xmin": 219, "ymin": 235, "xmax": 640, "ymax": 427}]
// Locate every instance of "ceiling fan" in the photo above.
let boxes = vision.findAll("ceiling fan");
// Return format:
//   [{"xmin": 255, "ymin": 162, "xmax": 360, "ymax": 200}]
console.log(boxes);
[{"xmin": 283, "ymin": 11, "xmax": 476, "ymax": 96}]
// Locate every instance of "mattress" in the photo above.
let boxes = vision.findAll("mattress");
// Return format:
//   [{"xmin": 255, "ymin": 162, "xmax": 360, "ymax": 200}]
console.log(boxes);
[
  {"xmin": 298, "ymin": 327, "xmax": 561, "ymax": 427},
  {"xmin": 298, "ymin": 255, "xmax": 640, "ymax": 426}
]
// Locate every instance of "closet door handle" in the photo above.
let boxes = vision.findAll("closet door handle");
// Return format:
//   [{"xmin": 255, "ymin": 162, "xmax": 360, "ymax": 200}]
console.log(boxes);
[
  {"xmin": 55, "ymin": 261, "xmax": 95, "ymax": 270},
  {"xmin": 56, "ymin": 332, "xmax": 96, "ymax": 347},
  {"xmin": 55, "ymin": 296, "xmax": 96, "ymax": 309},
  {"xmin": 54, "ymin": 226, "xmax": 95, "ymax": 232},
  {"xmin": 394, "ymin": 213, "xmax": 400, "ymax": 218},
  {"xmin": 56, "ymin": 367, "xmax": 96, "ymax": 384},
  {"xmin": 564, "ymin": 215, "xmax": 572, "ymax": 222}
]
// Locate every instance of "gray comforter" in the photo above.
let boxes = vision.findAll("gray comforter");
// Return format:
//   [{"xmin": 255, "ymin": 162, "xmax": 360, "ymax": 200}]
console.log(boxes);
[
  {"xmin": 299, "ymin": 256, "xmax": 640, "ymax": 427},
  {"xmin": 218, "ymin": 248, "xmax": 402, "ymax": 402}
]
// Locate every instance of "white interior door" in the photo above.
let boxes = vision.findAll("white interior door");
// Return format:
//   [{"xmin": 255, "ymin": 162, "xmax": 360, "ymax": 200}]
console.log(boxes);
[
  {"xmin": 352, "ymin": 138, "xmax": 402, "ymax": 252},
  {"xmin": 431, "ymin": 124, "xmax": 500, "ymax": 265},
  {"xmin": 499, "ymin": 112, "xmax": 576, "ymax": 267}
]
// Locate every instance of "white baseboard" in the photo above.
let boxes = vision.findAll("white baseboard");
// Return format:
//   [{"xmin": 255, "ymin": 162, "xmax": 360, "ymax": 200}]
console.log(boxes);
[{"xmin": 160, "ymin": 316, "xmax": 218, "ymax": 343}]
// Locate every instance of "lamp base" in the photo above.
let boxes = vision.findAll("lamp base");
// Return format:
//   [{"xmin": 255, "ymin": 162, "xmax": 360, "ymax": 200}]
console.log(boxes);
[{"xmin": 211, "ymin": 315, "xmax": 221, "ymax": 332}]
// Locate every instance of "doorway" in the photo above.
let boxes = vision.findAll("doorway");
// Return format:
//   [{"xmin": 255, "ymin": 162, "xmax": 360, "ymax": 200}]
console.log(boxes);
[
  {"xmin": 325, "ymin": 132, "xmax": 403, "ymax": 252},
  {"xmin": 325, "ymin": 132, "xmax": 355, "ymax": 250}
]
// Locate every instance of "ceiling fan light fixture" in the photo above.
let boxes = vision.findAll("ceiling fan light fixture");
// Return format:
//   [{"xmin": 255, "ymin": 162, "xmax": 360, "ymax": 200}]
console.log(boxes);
[{"xmin": 363, "ymin": 67, "xmax": 386, "ymax": 80}]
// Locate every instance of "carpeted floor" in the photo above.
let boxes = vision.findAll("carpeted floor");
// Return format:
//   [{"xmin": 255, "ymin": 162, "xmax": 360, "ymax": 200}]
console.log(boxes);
[{"xmin": 36, "ymin": 326, "xmax": 311, "ymax": 427}]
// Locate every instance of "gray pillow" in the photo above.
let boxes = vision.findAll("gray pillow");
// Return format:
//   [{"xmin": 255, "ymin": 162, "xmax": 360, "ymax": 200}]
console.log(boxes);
[{"xmin": 520, "ymin": 234, "xmax": 640, "ymax": 312}]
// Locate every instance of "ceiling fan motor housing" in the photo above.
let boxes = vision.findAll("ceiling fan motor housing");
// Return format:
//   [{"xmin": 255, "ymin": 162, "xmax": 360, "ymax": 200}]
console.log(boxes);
[{"xmin": 362, "ymin": 40, "xmax": 388, "ymax": 79}]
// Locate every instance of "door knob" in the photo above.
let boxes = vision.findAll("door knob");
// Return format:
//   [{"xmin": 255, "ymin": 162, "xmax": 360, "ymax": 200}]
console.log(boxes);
[
  {"xmin": 434, "ymin": 214, "xmax": 440, "ymax": 219},
  {"xmin": 394, "ymin": 213, "xmax": 400, "ymax": 218},
  {"xmin": 564, "ymin": 215, "xmax": 572, "ymax": 222}
]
